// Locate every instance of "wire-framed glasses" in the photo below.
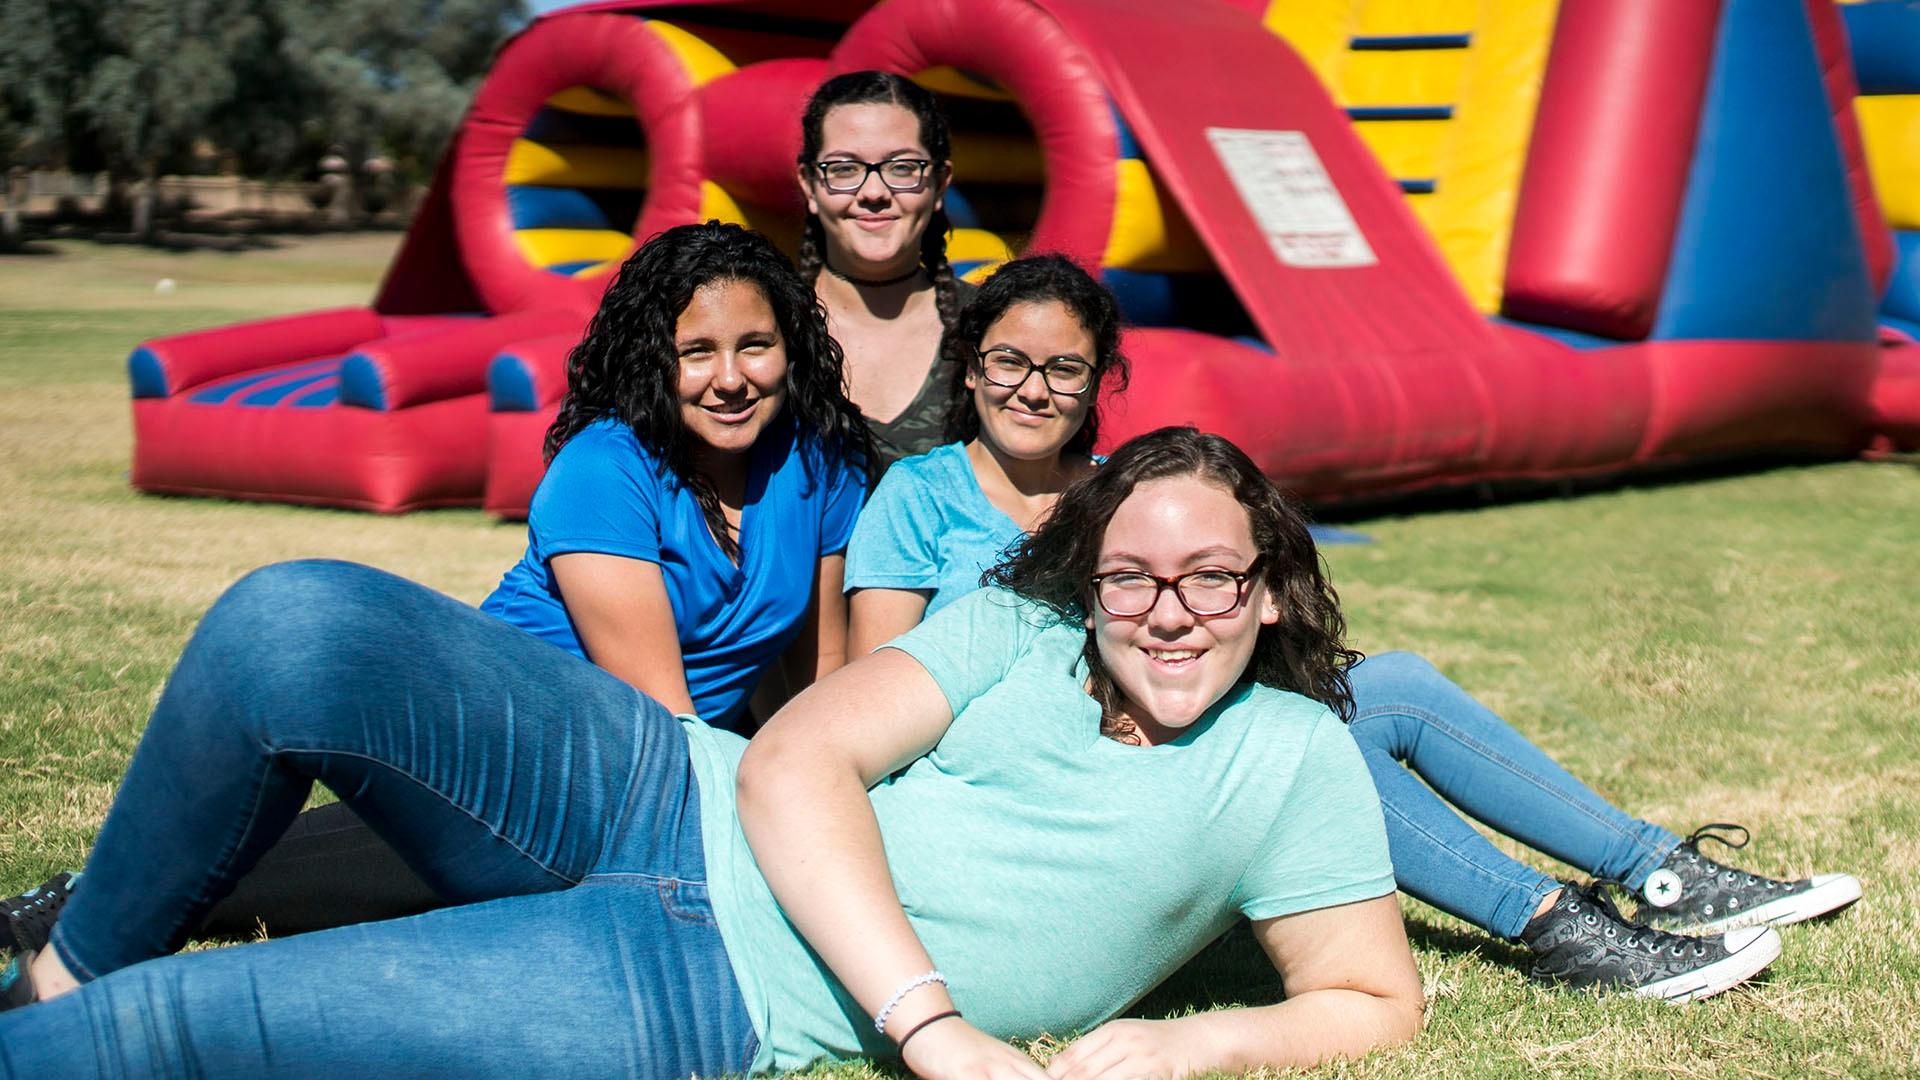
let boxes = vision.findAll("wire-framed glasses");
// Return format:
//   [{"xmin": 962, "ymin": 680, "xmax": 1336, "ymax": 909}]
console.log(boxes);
[
  {"xmin": 976, "ymin": 347, "xmax": 1095, "ymax": 396},
  {"xmin": 813, "ymin": 158, "xmax": 933, "ymax": 193},
  {"xmin": 1089, "ymin": 556, "xmax": 1265, "ymax": 618}
]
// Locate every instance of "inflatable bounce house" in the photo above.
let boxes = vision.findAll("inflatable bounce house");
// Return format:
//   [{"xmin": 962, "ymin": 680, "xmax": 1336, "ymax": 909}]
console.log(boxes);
[{"xmin": 125, "ymin": 0, "xmax": 1920, "ymax": 516}]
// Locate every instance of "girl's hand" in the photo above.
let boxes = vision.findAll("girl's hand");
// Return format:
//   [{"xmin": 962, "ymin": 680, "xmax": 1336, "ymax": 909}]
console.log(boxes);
[
  {"xmin": 901, "ymin": 1017, "xmax": 1052, "ymax": 1080},
  {"xmin": 1043, "ymin": 1018, "xmax": 1208, "ymax": 1080}
]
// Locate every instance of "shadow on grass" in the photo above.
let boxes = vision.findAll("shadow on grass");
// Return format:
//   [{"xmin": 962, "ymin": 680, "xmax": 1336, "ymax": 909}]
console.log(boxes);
[{"xmin": 1125, "ymin": 916, "xmax": 1535, "ymax": 1021}]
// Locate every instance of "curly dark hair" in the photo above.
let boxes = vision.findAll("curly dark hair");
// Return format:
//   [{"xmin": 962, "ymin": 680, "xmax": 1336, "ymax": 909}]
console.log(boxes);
[
  {"xmin": 985, "ymin": 427, "xmax": 1362, "ymax": 737},
  {"xmin": 545, "ymin": 222, "xmax": 873, "ymax": 560},
  {"xmin": 794, "ymin": 71, "xmax": 960, "ymax": 336},
  {"xmin": 939, "ymin": 253, "xmax": 1128, "ymax": 457}
]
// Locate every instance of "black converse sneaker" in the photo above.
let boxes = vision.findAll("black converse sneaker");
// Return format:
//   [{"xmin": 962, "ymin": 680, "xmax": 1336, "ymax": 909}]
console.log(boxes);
[
  {"xmin": 1520, "ymin": 882, "xmax": 1780, "ymax": 1002},
  {"xmin": 0, "ymin": 950, "xmax": 37, "ymax": 1011},
  {"xmin": 1, "ymin": 871, "xmax": 78, "ymax": 957},
  {"xmin": 1639, "ymin": 824, "xmax": 1862, "ymax": 933}
]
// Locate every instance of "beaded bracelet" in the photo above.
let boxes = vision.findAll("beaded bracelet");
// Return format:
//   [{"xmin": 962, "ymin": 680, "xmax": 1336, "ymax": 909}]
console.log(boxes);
[
  {"xmin": 873, "ymin": 970, "xmax": 948, "ymax": 1035},
  {"xmin": 895, "ymin": 1010, "xmax": 963, "ymax": 1053}
]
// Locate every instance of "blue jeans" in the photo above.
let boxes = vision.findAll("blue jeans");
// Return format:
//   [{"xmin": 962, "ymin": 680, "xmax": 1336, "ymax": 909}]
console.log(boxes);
[
  {"xmin": 1348, "ymin": 652, "xmax": 1681, "ymax": 941},
  {"xmin": 0, "ymin": 561, "xmax": 758, "ymax": 1078}
]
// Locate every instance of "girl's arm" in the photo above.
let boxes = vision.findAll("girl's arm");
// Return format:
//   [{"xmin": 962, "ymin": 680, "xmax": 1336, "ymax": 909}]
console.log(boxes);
[
  {"xmin": 1043, "ymin": 895, "xmax": 1423, "ymax": 1078},
  {"xmin": 847, "ymin": 586, "xmax": 932, "ymax": 656},
  {"xmin": 756, "ymin": 555, "xmax": 853, "ymax": 719},
  {"xmin": 549, "ymin": 553, "xmax": 695, "ymax": 715},
  {"xmin": 737, "ymin": 650, "xmax": 1050, "ymax": 1080}
]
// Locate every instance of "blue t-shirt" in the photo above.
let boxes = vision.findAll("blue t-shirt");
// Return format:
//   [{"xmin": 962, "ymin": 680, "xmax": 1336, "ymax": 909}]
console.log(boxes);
[
  {"xmin": 842, "ymin": 442, "xmax": 1026, "ymax": 616},
  {"xmin": 481, "ymin": 415, "xmax": 866, "ymax": 729}
]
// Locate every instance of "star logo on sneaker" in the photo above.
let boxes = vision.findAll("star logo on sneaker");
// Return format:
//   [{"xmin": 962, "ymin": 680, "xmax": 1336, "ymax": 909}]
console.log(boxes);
[{"xmin": 1643, "ymin": 868, "xmax": 1684, "ymax": 908}]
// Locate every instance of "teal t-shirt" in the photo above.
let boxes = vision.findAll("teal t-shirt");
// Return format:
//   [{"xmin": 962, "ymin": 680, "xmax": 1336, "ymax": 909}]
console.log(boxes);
[
  {"xmin": 683, "ymin": 587, "xmax": 1395, "ymax": 1074},
  {"xmin": 842, "ymin": 442, "xmax": 1024, "ymax": 617}
]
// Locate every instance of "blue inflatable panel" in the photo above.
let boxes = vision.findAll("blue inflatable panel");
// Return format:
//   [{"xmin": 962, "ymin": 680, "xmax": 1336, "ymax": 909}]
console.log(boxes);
[
  {"xmin": 508, "ymin": 185, "xmax": 616, "ymax": 231},
  {"xmin": 545, "ymin": 259, "xmax": 606, "ymax": 276},
  {"xmin": 943, "ymin": 185, "xmax": 980, "ymax": 229},
  {"xmin": 489, "ymin": 352, "xmax": 541, "ymax": 412},
  {"xmin": 1880, "ymin": 313, "xmax": 1920, "ymax": 340},
  {"xmin": 1490, "ymin": 315, "xmax": 1616, "ymax": 351},
  {"xmin": 1109, "ymin": 100, "xmax": 1143, "ymax": 160},
  {"xmin": 188, "ymin": 358, "xmax": 340, "ymax": 405},
  {"xmin": 1840, "ymin": 1, "xmax": 1920, "ymax": 95},
  {"xmin": 1100, "ymin": 269, "xmax": 1255, "ymax": 336},
  {"xmin": 293, "ymin": 384, "xmax": 341, "ymax": 407},
  {"xmin": 1653, "ymin": 0, "xmax": 1877, "ymax": 342},
  {"xmin": 128, "ymin": 346, "xmax": 168, "ymax": 398},
  {"xmin": 242, "ymin": 371, "xmax": 338, "ymax": 406},
  {"xmin": 1881, "ymin": 230, "xmax": 1920, "ymax": 323},
  {"xmin": 521, "ymin": 106, "xmax": 644, "ymax": 146},
  {"xmin": 1307, "ymin": 525, "xmax": 1372, "ymax": 545},
  {"xmin": 338, "ymin": 354, "xmax": 390, "ymax": 410}
]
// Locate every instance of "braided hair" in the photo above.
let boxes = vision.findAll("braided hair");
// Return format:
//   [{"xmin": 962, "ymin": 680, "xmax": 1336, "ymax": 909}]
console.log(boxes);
[
  {"xmin": 795, "ymin": 71, "xmax": 961, "ymax": 338},
  {"xmin": 545, "ymin": 222, "xmax": 873, "ymax": 561}
]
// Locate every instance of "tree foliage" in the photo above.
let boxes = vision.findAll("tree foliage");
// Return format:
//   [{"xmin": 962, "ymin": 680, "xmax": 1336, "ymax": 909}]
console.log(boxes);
[{"xmin": 0, "ymin": 0, "xmax": 526, "ymax": 201}]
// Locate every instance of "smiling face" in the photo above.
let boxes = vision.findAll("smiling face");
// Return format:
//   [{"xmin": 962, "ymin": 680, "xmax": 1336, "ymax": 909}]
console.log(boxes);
[
  {"xmin": 968, "ymin": 299, "xmax": 1097, "ymax": 465},
  {"xmin": 674, "ymin": 278, "xmax": 789, "ymax": 463},
  {"xmin": 799, "ymin": 102, "xmax": 947, "ymax": 279},
  {"xmin": 1088, "ymin": 475, "xmax": 1279, "ymax": 744}
]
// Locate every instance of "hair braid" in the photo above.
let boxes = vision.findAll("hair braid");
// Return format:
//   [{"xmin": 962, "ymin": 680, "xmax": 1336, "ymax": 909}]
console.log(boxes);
[
  {"xmin": 795, "ymin": 214, "xmax": 826, "ymax": 287},
  {"xmin": 923, "ymin": 206, "xmax": 960, "ymax": 337}
]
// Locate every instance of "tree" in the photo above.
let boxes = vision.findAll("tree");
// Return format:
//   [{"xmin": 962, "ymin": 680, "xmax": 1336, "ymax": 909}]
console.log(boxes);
[{"xmin": 0, "ymin": 0, "xmax": 526, "ymax": 236}]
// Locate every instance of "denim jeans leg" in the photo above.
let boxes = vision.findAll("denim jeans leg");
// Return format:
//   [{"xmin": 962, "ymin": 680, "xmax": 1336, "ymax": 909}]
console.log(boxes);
[
  {"xmin": 1349, "ymin": 652, "xmax": 1682, "ymax": 938},
  {"xmin": 50, "ymin": 560, "xmax": 682, "ymax": 980},
  {"xmin": 0, "ymin": 881, "xmax": 757, "ymax": 1079}
]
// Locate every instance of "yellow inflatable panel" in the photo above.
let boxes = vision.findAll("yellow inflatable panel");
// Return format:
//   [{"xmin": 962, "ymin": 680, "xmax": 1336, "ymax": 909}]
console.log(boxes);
[
  {"xmin": 699, "ymin": 181, "xmax": 749, "ymax": 227},
  {"xmin": 645, "ymin": 20, "xmax": 737, "ymax": 86},
  {"xmin": 545, "ymin": 86, "xmax": 633, "ymax": 117},
  {"xmin": 513, "ymin": 228, "xmax": 636, "ymax": 268},
  {"xmin": 961, "ymin": 260, "xmax": 1007, "ymax": 285},
  {"xmin": 1857, "ymin": 96, "xmax": 1920, "ymax": 229},
  {"xmin": 505, "ymin": 140, "xmax": 649, "ymax": 189},
  {"xmin": 1350, "ymin": 119, "xmax": 1445, "ymax": 183},
  {"xmin": 1261, "ymin": 0, "xmax": 1354, "ymax": 88},
  {"xmin": 1424, "ymin": 0, "xmax": 1559, "ymax": 313},
  {"xmin": 949, "ymin": 133, "xmax": 1046, "ymax": 184},
  {"xmin": 915, "ymin": 66, "xmax": 1014, "ymax": 101},
  {"xmin": 949, "ymin": 228, "xmax": 1015, "ymax": 265},
  {"xmin": 571, "ymin": 260, "xmax": 619, "ymax": 279},
  {"xmin": 1103, "ymin": 159, "xmax": 1212, "ymax": 273},
  {"xmin": 698, "ymin": 182, "xmax": 800, "ymax": 250},
  {"xmin": 1341, "ymin": 49, "xmax": 1468, "ymax": 107},
  {"xmin": 1261, "ymin": 0, "xmax": 1559, "ymax": 312},
  {"xmin": 1352, "ymin": 0, "xmax": 1475, "ymax": 36}
]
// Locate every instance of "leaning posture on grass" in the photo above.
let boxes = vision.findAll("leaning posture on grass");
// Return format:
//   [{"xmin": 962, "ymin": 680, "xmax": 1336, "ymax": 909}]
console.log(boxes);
[
  {"xmin": 0, "ymin": 427, "xmax": 1421, "ymax": 1079},
  {"xmin": 843, "ymin": 259, "xmax": 1862, "ymax": 1004}
]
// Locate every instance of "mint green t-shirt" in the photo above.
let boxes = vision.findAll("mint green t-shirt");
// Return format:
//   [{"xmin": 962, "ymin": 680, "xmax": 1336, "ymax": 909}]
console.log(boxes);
[{"xmin": 682, "ymin": 587, "xmax": 1394, "ymax": 1074}]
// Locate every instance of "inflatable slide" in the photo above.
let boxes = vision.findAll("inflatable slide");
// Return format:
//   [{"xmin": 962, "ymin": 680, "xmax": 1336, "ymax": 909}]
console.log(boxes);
[{"xmin": 125, "ymin": 0, "xmax": 1918, "ymax": 515}]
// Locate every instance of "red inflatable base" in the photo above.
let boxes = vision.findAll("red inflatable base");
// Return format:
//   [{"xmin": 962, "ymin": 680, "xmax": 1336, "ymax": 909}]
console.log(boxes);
[
  {"xmin": 132, "ymin": 394, "xmax": 491, "ymax": 514},
  {"xmin": 483, "ymin": 407, "xmax": 560, "ymax": 520},
  {"xmin": 1871, "ymin": 343, "xmax": 1920, "ymax": 450}
]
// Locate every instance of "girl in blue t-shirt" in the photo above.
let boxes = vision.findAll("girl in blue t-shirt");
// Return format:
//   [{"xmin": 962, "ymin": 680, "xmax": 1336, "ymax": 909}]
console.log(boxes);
[
  {"xmin": 845, "ymin": 253, "xmax": 1127, "ymax": 655},
  {"xmin": 845, "ymin": 259, "xmax": 1853, "ymax": 1001},
  {"xmin": 480, "ymin": 222, "xmax": 870, "ymax": 735}
]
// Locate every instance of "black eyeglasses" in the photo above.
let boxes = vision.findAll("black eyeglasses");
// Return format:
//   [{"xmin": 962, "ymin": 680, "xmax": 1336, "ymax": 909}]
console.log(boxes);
[
  {"xmin": 812, "ymin": 158, "xmax": 933, "ymax": 194},
  {"xmin": 976, "ymin": 347, "xmax": 1095, "ymax": 396},
  {"xmin": 1089, "ymin": 556, "xmax": 1265, "ymax": 618}
]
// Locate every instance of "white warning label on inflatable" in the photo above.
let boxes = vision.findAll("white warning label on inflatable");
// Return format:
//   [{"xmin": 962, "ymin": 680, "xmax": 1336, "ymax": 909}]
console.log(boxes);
[{"xmin": 1205, "ymin": 128, "xmax": 1376, "ymax": 268}]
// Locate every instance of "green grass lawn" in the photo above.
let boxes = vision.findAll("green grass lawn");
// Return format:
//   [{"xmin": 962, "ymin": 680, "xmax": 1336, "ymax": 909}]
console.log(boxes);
[{"xmin": 2, "ymin": 237, "xmax": 1917, "ymax": 1076}]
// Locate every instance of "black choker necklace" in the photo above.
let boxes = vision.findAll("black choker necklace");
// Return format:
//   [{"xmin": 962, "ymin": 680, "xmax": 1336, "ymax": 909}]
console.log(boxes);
[{"xmin": 823, "ymin": 260, "xmax": 922, "ymax": 288}]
